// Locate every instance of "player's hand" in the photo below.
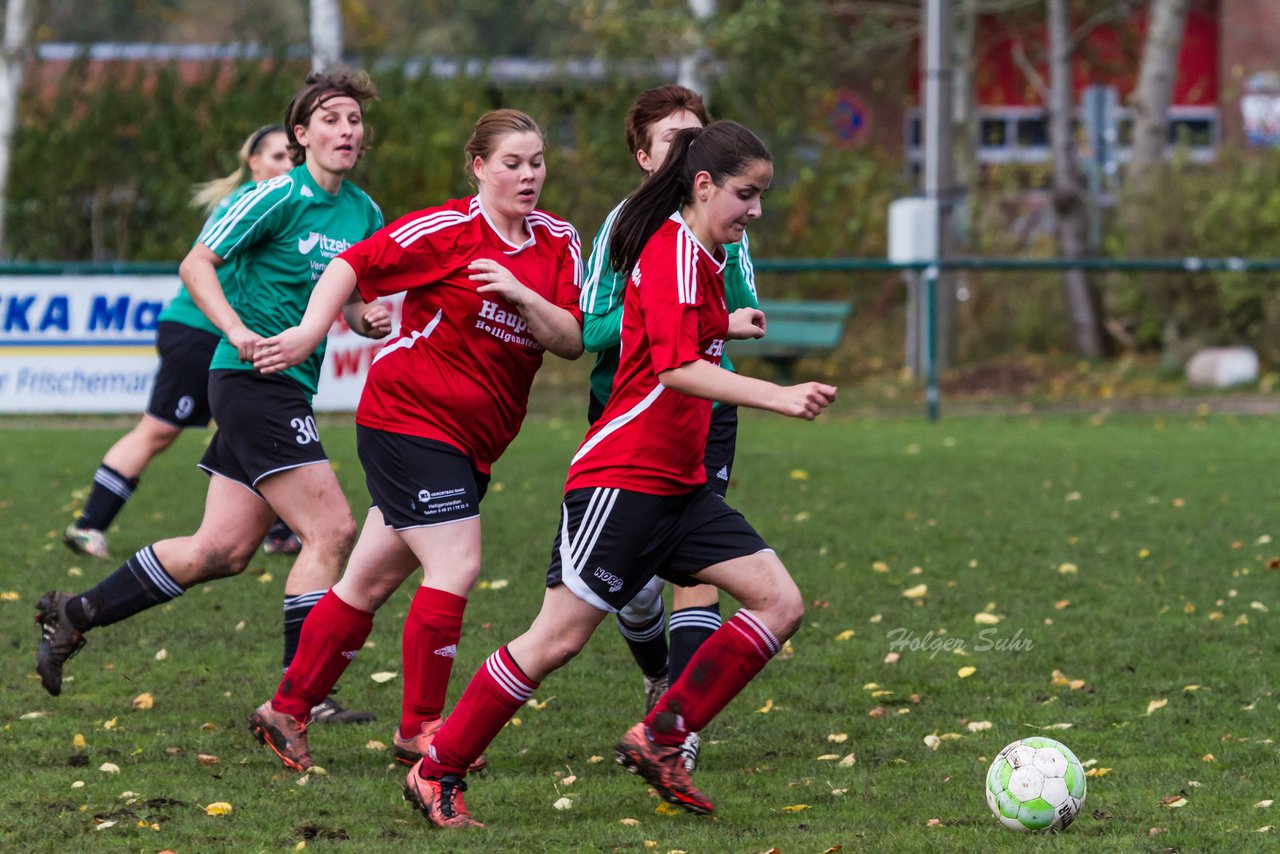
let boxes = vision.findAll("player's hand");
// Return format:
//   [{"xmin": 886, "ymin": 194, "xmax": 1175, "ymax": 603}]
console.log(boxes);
[
  {"xmin": 773, "ymin": 382, "xmax": 837, "ymax": 421},
  {"xmin": 253, "ymin": 327, "xmax": 317, "ymax": 374},
  {"xmin": 470, "ymin": 258, "xmax": 532, "ymax": 307},
  {"xmin": 227, "ymin": 323, "xmax": 264, "ymax": 364},
  {"xmin": 728, "ymin": 307, "xmax": 766, "ymax": 340},
  {"xmin": 358, "ymin": 301, "xmax": 393, "ymax": 339}
]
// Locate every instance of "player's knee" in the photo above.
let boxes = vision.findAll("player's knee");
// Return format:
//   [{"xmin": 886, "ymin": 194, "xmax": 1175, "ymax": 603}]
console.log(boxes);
[
  {"xmin": 619, "ymin": 578, "xmax": 664, "ymax": 624},
  {"xmin": 193, "ymin": 539, "xmax": 256, "ymax": 580},
  {"xmin": 302, "ymin": 514, "xmax": 357, "ymax": 559}
]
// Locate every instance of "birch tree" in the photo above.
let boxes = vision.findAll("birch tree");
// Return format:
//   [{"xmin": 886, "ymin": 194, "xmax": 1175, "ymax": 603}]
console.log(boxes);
[
  {"xmin": 310, "ymin": 0, "xmax": 342, "ymax": 73},
  {"xmin": 0, "ymin": 0, "xmax": 34, "ymax": 258},
  {"xmin": 1127, "ymin": 0, "xmax": 1189, "ymax": 187}
]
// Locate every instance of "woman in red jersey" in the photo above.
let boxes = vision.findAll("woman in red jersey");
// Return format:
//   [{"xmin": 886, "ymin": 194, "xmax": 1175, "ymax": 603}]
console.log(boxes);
[
  {"xmin": 403, "ymin": 120, "xmax": 836, "ymax": 829},
  {"xmin": 246, "ymin": 109, "xmax": 583, "ymax": 774}
]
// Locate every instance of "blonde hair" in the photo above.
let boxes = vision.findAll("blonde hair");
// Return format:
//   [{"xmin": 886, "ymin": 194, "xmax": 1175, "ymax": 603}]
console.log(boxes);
[
  {"xmin": 190, "ymin": 124, "xmax": 284, "ymax": 214},
  {"xmin": 464, "ymin": 109, "xmax": 544, "ymax": 185}
]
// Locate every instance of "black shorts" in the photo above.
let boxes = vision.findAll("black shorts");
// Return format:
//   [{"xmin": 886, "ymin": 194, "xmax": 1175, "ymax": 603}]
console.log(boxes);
[
  {"xmin": 198, "ymin": 369, "xmax": 329, "ymax": 493},
  {"xmin": 146, "ymin": 321, "xmax": 219, "ymax": 428},
  {"xmin": 703, "ymin": 405, "xmax": 739, "ymax": 497},
  {"xmin": 357, "ymin": 426, "xmax": 489, "ymax": 530},
  {"xmin": 546, "ymin": 485, "xmax": 769, "ymax": 612}
]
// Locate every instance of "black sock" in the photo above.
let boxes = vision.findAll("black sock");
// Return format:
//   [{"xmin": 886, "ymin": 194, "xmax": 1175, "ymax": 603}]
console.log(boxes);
[
  {"xmin": 267, "ymin": 518, "xmax": 295, "ymax": 539},
  {"xmin": 64, "ymin": 545, "xmax": 184, "ymax": 631},
  {"xmin": 77, "ymin": 465, "xmax": 139, "ymax": 531},
  {"xmin": 282, "ymin": 590, "xmax": 327, "ymax": 670},
  {"xmin": 668, "ymin": 604, "xmax": 722, "ymax": 682},
  {"xmin": 617, "ymin": 609, "xmax": 669, "ymax": 679}
]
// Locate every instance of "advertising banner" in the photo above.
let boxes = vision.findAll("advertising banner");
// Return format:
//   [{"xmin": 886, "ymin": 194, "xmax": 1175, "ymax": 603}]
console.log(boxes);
[{"xmin": 0, "ymin": 275, "xmax": 399, "ymax": 413}]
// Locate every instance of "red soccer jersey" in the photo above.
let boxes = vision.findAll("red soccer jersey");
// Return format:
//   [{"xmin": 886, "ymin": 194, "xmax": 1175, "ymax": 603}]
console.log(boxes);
[
  {"xmin": 344, "ymin": 196, "xmax": 582, "ymax": 472},
  {"xmin": 566, "ymin": 213, "xmax": 728, "ymax": 494}
]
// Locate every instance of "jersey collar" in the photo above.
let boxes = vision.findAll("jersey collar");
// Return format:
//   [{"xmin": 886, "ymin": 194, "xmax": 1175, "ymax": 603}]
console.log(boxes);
[
  {"xmin": 671, "ymin": 211, "xmax": 727, "ymax": 272},
  {"xmin": 474, "ymin": 195, "xmax": 536, "ymax": 254}
]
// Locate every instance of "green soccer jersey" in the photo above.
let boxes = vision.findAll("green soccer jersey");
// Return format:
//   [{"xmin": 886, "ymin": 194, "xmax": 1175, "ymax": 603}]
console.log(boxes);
[
  {"xmin": 200, "ymin": 164, "xmax": 383, "ymax": 396},
  {"xmin": 580, "ymin": 197, "xmax": 758, "ymax": 409},
  {"xmin": 157, "ymin": 183, "xmax": 255, "ymax": 336}
]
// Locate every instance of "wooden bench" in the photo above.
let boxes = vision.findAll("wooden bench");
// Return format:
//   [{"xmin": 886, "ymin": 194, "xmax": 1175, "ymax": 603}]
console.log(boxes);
[{"xmin": 728, "ymin": 299, "xmax": 852, "ymax": 381}]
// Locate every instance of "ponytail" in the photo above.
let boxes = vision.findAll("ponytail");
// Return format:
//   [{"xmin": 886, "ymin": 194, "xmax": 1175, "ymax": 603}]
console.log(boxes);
[
  {"xmin": 609, "ymin": 126, "xmax": 702, "ymax": 275},
  {"xmin": 189, "ymin": 123, "xmax": 284, "ymax": 214},
  {"xmin": 609, "ymin": 120, "xmax": 772, "ymax": 276}
]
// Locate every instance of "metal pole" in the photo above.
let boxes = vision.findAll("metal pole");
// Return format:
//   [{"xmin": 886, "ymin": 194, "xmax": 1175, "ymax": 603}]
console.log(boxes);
[
  {"xmin": 922, "ymin": 0, "xmax": 949, "ymax": 419},
  {"xmin": 924, "ymin": 263, "xmax": 939, "ymax": 422}
]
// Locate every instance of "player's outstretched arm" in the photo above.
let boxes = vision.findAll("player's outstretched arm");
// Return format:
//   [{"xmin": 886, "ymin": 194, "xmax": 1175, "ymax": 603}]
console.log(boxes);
[
  {"xmin": 253, "ymin": 258, "xmax": 360, "ymax": 373},
  {"xmin": 659, "ymin": 359, "xmax": 836, "ymax": 421}
]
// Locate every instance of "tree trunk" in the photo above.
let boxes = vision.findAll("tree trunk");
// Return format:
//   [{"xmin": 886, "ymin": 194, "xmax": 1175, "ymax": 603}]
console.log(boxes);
[
  {"xmin": 309, "ymin": 0, "xmax": 343, "ymax": 74},
  {"xmin": 1047, "ymin": 0, "xmax": 1104, "ymax": 358},
  {"xmin": 678, "ymin": 0, "xmax": 716, "ymax": 97},
  {"xmin": 0, "ymin": 0, "xmax": 33, "ymax": 259},
  {"xmin": 1127, "ymin": 0, "xmax": 1189, "ymax": 186}
]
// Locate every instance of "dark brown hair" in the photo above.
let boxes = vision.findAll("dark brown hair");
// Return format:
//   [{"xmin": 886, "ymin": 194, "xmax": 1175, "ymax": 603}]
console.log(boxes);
[
  {"xmin": 609, "ymin": 120, "xmax": 771, "ymax": 275},
  {"xmin": 624, "ymin": 85, "xmax": 710, "ymax": 165},
  {"xmin": 283, "ymin": 68, "xmax": 379, "ymax": 165}
]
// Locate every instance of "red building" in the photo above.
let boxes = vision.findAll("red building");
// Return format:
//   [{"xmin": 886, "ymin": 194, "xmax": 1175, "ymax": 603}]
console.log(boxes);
[{"xmin": 900, "ymin": 0, "xmax": 1280, "ymax": 167}]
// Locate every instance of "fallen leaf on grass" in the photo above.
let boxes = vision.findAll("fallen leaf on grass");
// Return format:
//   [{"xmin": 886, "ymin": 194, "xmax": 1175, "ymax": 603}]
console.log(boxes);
[
  {"xmin": 781, "ymin": 804, "xmax": 810, "ymax": 813},
  {"xmin": 871, "ymin": 561, "xmax": 889, "ymax": 573},
  {"xmin": 1085, "ymin": 767, "xmax": 1111, "ymax": 777},
  {"xmin": 204, "ymin": 802, "xmax": 233, "ymax": 816},
  {"xmin": 967, "ymin": 721, "xmax": 992, "ymax": 733},
  {"xmin": 756, "ymin": 699, "xmax": 774, "ymax": 714},
  {"xmin": 1159, "ymin": 796, "xmax": 1187, "ymax": 808},
  {"xmin": 71, "ymin": 781, "xmax": 84, "ymax": 789},
  {"xmin": 790, "ymin": 469, "xmax": 810, "ymax": 480},
  {"xmin": 132, "ymin": 692, "xmax": 153, "ymax": 710},
  {"xmin": 98, "ymin": 763, "xmax": 120, "ymax": 774},
  {"xmin": 816, "ymin": 754, "xmax": 841, "ymax": 761},
  {"xmin": 588, "ymin": 755, "xmax": 604, "ymax": 763},
  {"xmin": 924, "ymin": 735, "xmax": 941, "ymax": 750},
  {"xmin": 619, "ymin": 818, "xmax": 640, "ymax": 826},
  {"xmin": 654, "ymin": 803, "xmax": 682, "ymax": 816},
  {"xmin": 973, "ymin": 612, "xmax": 1001, "ymax": 625},
  {"xmin": 835, "ymin": 630, "xmax": 855, "ymax": 641},
  {"xmin": 103, "ymin": 717, "xmax": 118, "ymax": 730},
  {"xmin": 1058, "ymin": 563, "xmax": 1078, "ymax": 575},
  {"xmin": 71, "ymin": 733, "xmax": 86, "ymax": 750},
  {"xmin": 154, "ymin": 649, "xmax": 167, "ymax": 661},
  {"xmin": 1257, "ymin": 800, "xmax": 1274, "ymax": 809},
  {"xmin": 94, "ymin": 820, "xmax": 117, "ymax": 831},
  {"xmin": 197, "ymin": 754, "xmax": 219, "ymax": 766},
  {"xmin": 827, "ymin": 732, "xmax": 848, "ymax": 743},
  {"xmin": 839, "ymin": 754, "xmax": 856, "ymax": 766},
  {"xmin": 926, "ymin": 818, "xmax": 944, "ymax": 827},
  {"xmin": 0, "ymin": 591, "xmax": 19, "ymax": 601},
  {"xmin": 366, "ymin": 740, "xmax": 386, "ymax": 750},
  {"xmin": 883, "ymin": 652, "xmax": 900, "ymax": 664},
  {"xmin": 1146, "ymin": 699, "xmax": 1168, "ymax": 715},
  {"xmin": 20, "ymin": 711, "xmax": 47, "ymax": 720},
  {"xmin": 902, "ymin": 584, "xmax": 928, "ymax": 599},
  {"xmin": 553, "ymin": 797, "xmax": 573, "ymax": 811},
  {"xmin": 957, "ymin": 666, "xmax": 976, "ymax": 679},
  {"xmin": 370, "ymin": 672, "xmax": 398, "ymax": 683}
]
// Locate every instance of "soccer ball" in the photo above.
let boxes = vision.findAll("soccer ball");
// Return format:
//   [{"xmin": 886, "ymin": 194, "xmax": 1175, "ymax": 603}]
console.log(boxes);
[{"xmin": 985, "ymin": 737, "xmax": 1086, "ymax": 832}]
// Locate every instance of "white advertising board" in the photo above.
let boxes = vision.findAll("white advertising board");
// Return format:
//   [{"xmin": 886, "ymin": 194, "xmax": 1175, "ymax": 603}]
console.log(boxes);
[{"xmin": 0, "ymin": 275, "xmax": 399, "ymax": 413}]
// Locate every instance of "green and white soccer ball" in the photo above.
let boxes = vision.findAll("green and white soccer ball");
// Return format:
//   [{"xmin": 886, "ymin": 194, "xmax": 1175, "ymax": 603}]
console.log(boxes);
[{"xmin": 985, "ymin": 737, "xmax": 1086, "ymax": 832}]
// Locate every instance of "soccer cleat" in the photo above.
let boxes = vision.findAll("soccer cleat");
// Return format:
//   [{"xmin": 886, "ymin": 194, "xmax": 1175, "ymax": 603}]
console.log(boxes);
[
  {"xmin": 35, "ymin": 591, "xmax": 87, "ymax": 696},
  {"xmin": 403, "ymin": 764, "xmax": 484, "ymax": 829},
  {"xmin": 263, "ymin": 532, "xmax": 303, "ymax": 555},
  {"xmin": 62, "ymin": 524, "xmax": 109, "ymax": 560},
  {"xmin": 614, "ymin": 722, "xmax": 714, "ymax": 814},
  {"xmin": 248, "ymin": 701, "xmax": 315, "ymax": 772},
  {"xmin": 309, "ymin": 695, "xmax": 376, "ymax": 724},
  {"xmin": 679, "ymin": 731, "xmax": 702, "ymax": 773},
  {"xmin": 643, "ymin": 672, "xmax": 669, "ymax": 714},
  {"xmin": 393, "ymin": 718, "xmax": 488, "ymax": 772}
]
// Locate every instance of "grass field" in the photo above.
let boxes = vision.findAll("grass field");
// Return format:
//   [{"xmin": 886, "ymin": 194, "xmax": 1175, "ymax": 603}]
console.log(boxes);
[{"xmin": 3, "ymin": 406, "xmax": 1279, "ymax": 852}]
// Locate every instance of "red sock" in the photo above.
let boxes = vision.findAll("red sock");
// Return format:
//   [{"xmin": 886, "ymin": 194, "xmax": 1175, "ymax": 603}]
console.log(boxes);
[
  {"xmin": 273, "ymin": 590, "xmax": 374, "ymax": 721},
  {"xmin": 400, "ymin": 586, "xmax": 467, "ymax": 739},
  {"xmin": 418, "ymin": 645, "xmax": 537, "ymax": 777},
  {"xmin": 644, "ymin": 609, "xmax": 781, "ymax": 746}
]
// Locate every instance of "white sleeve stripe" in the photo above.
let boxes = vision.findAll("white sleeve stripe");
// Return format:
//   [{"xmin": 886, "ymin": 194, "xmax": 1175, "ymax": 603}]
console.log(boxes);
[
  {"xmin": 739, "ymin": 231, "xmax": 757, "ymax": 299},
  {"xmin": 199, "ymin": 175, "xmax": 291, "ymax": 250},
  {"xmin": 529, "ymin": 213, "xmax": 584, "ymax": 290},
  {"xmin": 485, "ymin": 650, "xmax": 535, "ymax": 700},
  {"xmin": 570, "ymin": 383, "xmax": 665, "ymax": 467},
  {"xmin": 581, "ymin": 201, "xmax": 625, "ymax": 312},
  {"xmin": 389, "ymin": 210, "xmax": 472, "ymax": 247},
  {"xmin": 370, "ymin": 307, "xmax": 443, "ymax": 366}
]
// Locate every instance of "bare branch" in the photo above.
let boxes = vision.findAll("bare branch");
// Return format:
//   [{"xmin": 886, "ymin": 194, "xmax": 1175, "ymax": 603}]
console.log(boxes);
[
  {"xmin": 1011, "ymin": 37, "xmax": 1050, "ymax": 105},
  {"xmin": 1069, "ymin": 0, "xmax": 1140, "ymax": 52}
]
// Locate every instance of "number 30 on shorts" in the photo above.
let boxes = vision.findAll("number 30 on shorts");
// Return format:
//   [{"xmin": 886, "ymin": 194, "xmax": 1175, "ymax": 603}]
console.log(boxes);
[{"xmin": 291, "ymin": 415, "xmax": 320, "ymax": 445}]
